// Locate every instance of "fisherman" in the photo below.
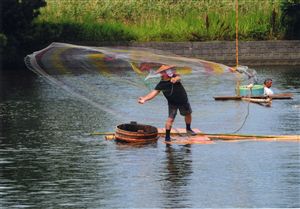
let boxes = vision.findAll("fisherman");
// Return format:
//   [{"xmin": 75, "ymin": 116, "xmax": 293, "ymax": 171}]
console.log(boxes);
[
  {"xmin": 138, "ymin": 65, "xmax": 196, "ymax": 141},
  {"xmin": 263, "ymin": 78, "xmax": 274, "ymax": 96}
]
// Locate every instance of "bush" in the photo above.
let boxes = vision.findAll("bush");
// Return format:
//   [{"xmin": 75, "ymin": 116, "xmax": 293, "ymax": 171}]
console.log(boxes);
[
  {"xmin": 33, "ymin": 22, "xmax": 136, "ymax": 44},
  {"xmin": 1, "ymin": 0, "xmax": 47, "ymax": 69},
  {"xmin": 0, "ymin": 33, "xmax": 8, "ymax": 47},
  {"xmin": 281, "ymin": 0, "xmax": 300, "ymax": 39}
]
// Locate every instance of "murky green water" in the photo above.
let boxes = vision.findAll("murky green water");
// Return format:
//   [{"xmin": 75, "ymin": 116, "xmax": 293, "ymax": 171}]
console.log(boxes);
[{"xmin": 0, "ymin": 66, "xmax": 299, "ymax": 208}]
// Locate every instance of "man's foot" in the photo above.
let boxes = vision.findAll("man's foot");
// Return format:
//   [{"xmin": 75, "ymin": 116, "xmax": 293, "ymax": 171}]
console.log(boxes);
[
  {"xmin": 186, "ymin": 129, "xmax": 197, "ymax": 136},
  {"xmin": 165, "ymin": 137, "xmax": 176, "ymax": 142}
]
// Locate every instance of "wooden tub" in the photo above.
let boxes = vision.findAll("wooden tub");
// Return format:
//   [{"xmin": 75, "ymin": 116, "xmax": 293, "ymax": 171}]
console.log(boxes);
[{"xmin": 115, "ymin": 122, "xmax": 159, "ymax": 143}]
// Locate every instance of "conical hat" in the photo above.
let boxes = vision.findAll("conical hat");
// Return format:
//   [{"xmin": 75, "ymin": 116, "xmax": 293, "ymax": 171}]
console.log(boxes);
[{"xmin": 155, "ymin": 65, "xmax": 176, "ymax": 74}]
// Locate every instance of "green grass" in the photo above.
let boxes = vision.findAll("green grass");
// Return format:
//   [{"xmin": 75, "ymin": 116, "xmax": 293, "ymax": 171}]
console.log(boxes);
[{"xmin": 36, "ymin": 0, "xmax": 284, "ymax": 42}]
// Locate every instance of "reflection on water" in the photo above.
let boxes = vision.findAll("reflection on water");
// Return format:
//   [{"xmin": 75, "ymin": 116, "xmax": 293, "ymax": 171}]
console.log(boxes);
[
  {"xmin": 0, "ymin": 66, "xmax": 299, "ymax": 208},
  {"xmin": 162, "ymin": 145, "xmax": 193, "ymax": 208}
]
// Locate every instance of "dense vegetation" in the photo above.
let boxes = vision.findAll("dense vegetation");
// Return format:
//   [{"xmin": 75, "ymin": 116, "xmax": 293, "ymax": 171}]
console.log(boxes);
[
  {"xmin": 1, "ymin": 0, "xmax": 299, "ymax": 69},
  {"xmin": 37, "ymin": 0, "xmax": 283, "ymax": 41}
]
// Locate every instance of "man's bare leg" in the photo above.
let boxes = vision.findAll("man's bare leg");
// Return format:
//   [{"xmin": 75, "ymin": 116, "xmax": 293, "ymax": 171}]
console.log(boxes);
[
  {"xmin": 165, "ymin": 117, "xmax": 174, "ymax": 141},
  {"xmin": 185, "ymin": 113, "xmax": 196, "ymax": 136}
]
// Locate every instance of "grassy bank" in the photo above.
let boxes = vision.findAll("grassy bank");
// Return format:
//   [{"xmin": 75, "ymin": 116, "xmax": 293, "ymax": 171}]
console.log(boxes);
[{"xmin": 37, "ymin": 0, "xmax": 283, "ymax": 42}]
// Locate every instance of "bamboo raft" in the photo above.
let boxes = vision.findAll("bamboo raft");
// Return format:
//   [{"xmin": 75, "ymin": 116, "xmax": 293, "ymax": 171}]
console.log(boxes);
[
  {"xmin": 214, "ymin": 93, "xmax": 293, "ymax": 101},
  {"xmin": 91, "ymin": 128, "xmax": 300, "ymax": 143}
]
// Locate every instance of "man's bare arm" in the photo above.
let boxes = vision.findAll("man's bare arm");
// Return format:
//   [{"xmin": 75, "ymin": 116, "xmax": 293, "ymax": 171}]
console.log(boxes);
[{"xmin": 138, "ymin": 90, "xmax": 160, "ymax": 104}]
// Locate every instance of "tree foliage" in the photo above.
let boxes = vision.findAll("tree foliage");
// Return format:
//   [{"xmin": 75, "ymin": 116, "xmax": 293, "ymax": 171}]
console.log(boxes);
[
  {"xmin": 281, "ymin": 0, "xmax": 300, "ymax": 39},
  {"xmin": 0, "ymin": 0, "xmax": 46, "ymax": 69}
]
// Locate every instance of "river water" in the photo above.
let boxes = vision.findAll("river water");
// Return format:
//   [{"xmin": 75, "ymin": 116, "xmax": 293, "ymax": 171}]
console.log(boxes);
[{"xmin": 0, "ymin": 66, "xmax": 299, "ymax": 208}]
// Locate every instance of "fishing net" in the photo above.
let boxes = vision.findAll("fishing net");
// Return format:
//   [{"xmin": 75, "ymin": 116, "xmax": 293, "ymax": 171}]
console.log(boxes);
[{"xmin": 25, "ymin": 42, "xmax": 244, "ymax": 116}]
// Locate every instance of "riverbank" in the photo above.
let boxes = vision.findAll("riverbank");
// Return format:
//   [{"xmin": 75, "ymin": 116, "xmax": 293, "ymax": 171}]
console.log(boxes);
[
  {"xmin": 73, "ymin": 40, "xmax": 300, "ymax": 66},
  {"xmin": 3, "ymin": 0, "xmax": 300, "ymax": 70}
]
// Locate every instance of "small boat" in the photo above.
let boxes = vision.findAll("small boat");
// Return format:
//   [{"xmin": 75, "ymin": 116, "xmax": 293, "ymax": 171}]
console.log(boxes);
[{"xmin": 214, "ymin": 83, "xmax": 293, "ymax": 103}]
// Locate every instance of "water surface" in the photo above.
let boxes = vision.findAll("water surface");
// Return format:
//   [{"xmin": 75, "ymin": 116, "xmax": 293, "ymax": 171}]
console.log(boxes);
[{"xmin": 0, "ymin": 66, "xmax": 299, "ymax": 208}]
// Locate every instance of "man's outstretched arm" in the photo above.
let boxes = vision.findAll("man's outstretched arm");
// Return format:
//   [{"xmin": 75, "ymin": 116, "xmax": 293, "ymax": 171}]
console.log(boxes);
[{"xmin": 138, "ymin": 90, "xmax": 160, "ymax": 104}]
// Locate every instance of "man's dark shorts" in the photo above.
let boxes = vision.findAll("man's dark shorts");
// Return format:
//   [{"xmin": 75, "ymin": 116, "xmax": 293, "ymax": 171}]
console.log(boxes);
[{"xmin": 168, "ymin": 102, "xmax": 192, "ymax": 119}]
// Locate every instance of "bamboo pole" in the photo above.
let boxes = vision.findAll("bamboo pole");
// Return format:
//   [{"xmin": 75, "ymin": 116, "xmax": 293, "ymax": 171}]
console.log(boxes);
[
  {"xmin": 235, "ymin": 0, "xmax": 239, "ymax": 68},
  {"xmin": 235, "ymin": 0, "xmax": 241, "ymax": 96}
]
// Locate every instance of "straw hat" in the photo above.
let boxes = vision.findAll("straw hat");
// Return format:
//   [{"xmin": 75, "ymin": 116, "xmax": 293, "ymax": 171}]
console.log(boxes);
[{"xmin": 155, "ymin": 65, "xmax": 176, "ymax": 74}]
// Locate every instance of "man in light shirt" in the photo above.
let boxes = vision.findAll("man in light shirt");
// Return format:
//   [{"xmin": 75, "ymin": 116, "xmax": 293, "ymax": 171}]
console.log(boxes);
[{"xmin": 264, "ymin": 79, "xmax": 274, "ymax": 96}]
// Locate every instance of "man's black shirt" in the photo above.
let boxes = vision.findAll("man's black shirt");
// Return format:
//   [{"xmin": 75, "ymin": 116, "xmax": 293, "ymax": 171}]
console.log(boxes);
[{"xmin": 155, "ymin": 80, "xmax": 188, "ymax": 105}]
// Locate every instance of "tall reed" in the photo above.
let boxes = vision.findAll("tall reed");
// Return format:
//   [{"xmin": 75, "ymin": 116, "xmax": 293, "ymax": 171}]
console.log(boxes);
[{"xmin": 37, "ymin": 0, "xmax": 283, "ymax": 41}]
